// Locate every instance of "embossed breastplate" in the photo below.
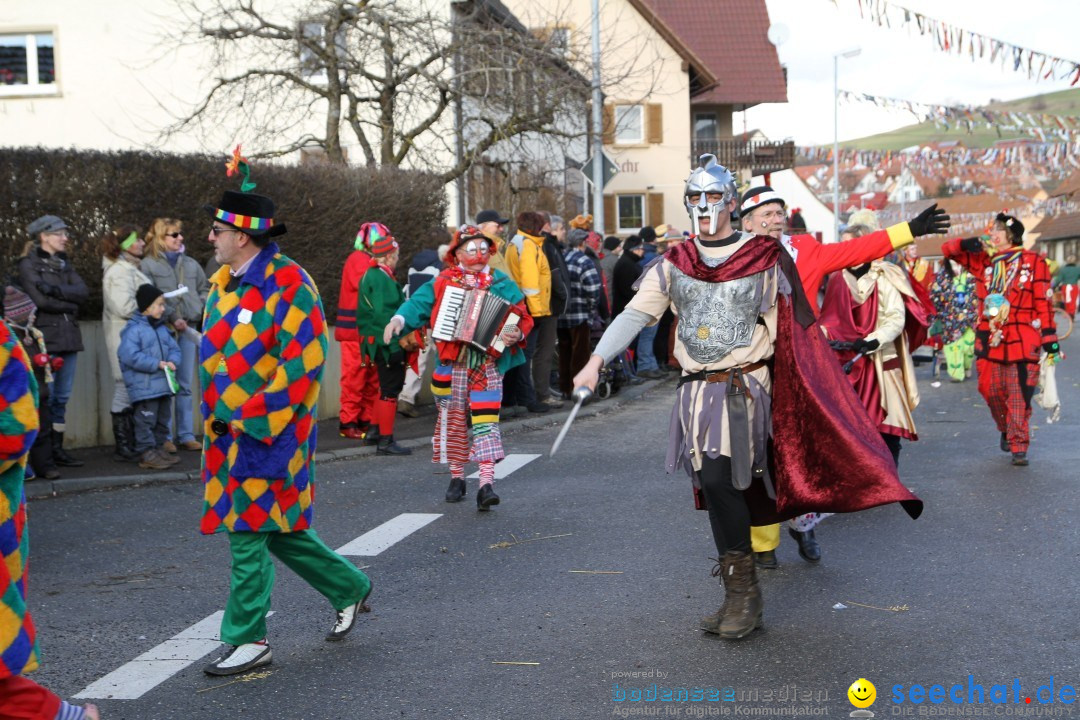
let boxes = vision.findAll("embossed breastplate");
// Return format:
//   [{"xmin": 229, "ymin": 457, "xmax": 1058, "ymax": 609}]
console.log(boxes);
[{"xmin": 669, "ymin": 266, "xmax": 764, "ymax": 363}]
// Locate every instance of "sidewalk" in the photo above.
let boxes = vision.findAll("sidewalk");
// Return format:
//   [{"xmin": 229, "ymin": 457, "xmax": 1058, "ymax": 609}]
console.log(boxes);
[{"xmin": 25, "ymin": 374, "xmax": 677, "ymax": 500}]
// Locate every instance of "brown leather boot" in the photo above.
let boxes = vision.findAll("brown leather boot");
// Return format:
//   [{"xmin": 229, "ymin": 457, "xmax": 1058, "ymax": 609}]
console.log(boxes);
[
  {"xmin": 700, "ymin": 557, "xmax": 727, "ymax": 634},
  {"xmin": 717, "ymin": 551, "xmax": 763, "ymax": 639}
]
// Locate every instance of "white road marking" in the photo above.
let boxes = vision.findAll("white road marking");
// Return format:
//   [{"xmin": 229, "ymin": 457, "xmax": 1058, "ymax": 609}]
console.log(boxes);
[
  {"xmin": 74, "ymin": 610, "xmax": 271, "ymax": 700},
  {"xmin": 335, "ymin": 513, "xmax": 442, "ymax": 556},
  {"xmin": 467, "ymin": 453, "xmax": 541, "ymax": 479}
]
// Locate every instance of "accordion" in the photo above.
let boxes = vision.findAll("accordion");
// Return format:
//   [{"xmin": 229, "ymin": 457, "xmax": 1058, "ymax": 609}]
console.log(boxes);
[{"xmin": 432, "ymin": 285, "xmax": 521, "ymax": 357}]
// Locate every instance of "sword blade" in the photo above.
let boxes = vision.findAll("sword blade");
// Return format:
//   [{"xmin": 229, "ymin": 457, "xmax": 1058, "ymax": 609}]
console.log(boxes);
[{"xmin": 549, "ymin": 397, "xmax": 585, "ymax": 457}]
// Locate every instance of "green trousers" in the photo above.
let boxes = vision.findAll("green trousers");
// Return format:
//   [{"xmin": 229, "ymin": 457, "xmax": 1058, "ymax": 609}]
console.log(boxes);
[
  {"xmin": 944, "ymin": 328, "xmax": 975, "ymax": 382},
  {"xmin": 221, "ymin": 529, "xmax": 371, "ymax": 645}
]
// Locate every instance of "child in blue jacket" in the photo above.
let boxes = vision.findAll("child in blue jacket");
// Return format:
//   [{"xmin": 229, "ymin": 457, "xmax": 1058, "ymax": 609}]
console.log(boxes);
[{"xmin": 119, "ymin": 285, "xmax": 182, "ymax": 470}]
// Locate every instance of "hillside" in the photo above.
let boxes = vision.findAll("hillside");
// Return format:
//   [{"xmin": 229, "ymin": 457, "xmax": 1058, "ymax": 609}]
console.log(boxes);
[{"xmin": 839, "ymin": 87, "xmax": 1080, "ymax": 151}]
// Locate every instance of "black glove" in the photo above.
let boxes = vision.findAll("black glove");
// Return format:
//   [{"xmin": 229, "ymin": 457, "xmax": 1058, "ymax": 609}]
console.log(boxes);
[
  {"xmin": 851, "ymin": 337, "xmax": 881, "ymax": 355},
  {"xmin": 907, "ymin": 204, "xmax": 950, "ymax": 237},
  {"xmin": 35, "ymin": 281, "xmax": 63, "ymax": 298},
  {"xmin": 1043, "ymin": 340, "xmax": 1060, "ymax": 355},
  {"xmin": 959, "ymin": 237, "xmax": 984, "ymax": 253}
]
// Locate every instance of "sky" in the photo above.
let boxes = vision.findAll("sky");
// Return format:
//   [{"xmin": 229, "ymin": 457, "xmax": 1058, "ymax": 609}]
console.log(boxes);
[{"xmin": 742, "ymin": 0, "xmax": 1080, "ymax": 146}]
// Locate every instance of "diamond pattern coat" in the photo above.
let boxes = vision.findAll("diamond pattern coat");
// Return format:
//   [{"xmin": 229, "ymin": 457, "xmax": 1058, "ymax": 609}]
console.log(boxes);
[
  {"xmin": 0, "ymin": 321, "xmax": 42, "ymax": 678},
  {"xmin": 199, "ymin": 243, "xmax": 328, "ymax": 535}
]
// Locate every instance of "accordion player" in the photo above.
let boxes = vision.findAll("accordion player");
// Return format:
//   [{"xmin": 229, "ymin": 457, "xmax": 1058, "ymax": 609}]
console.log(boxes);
[{"xmin": 432, "ymin": 286, "xmax": 522, "ymax": 357}]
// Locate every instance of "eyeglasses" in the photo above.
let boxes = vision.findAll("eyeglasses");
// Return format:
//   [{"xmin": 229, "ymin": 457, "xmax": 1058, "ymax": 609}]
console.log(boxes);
[
  {"xmin": 209, "ymin": 226, "xmax": 239, "ymax": 237},
  {"xmin": 166, "ymin": 232, "xmax": 183, "ymax": 238}
]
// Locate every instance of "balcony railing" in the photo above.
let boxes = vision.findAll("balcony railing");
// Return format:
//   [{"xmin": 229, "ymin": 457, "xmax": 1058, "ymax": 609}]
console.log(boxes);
[{"xmin": 691, "ymin": 139, "xmax": 796, "ymax": 175}]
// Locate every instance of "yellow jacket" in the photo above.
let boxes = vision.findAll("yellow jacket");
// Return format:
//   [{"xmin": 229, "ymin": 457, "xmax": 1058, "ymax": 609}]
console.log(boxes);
[
  {"xmin": 505, "ymin": 231, "xmax": 551, "ymax": 317},
  {"xmin": 484, "ymin": 231, "xmax": 512, "ymax": 279}
]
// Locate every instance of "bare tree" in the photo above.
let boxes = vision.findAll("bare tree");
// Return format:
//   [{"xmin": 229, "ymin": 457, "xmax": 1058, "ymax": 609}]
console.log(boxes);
[{"xmin": 161, "ymin": 0, "xmax": 611, "ymax": 183}]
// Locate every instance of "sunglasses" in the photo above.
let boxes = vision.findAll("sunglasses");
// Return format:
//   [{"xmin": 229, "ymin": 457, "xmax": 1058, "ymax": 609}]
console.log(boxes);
[
  {"xmin": 209, "ymin": 226, "xmax": 239, "ymax": 237},
  {"xmin": 166, "ymin": 232, "xmax": 183, "ymax": 238}
]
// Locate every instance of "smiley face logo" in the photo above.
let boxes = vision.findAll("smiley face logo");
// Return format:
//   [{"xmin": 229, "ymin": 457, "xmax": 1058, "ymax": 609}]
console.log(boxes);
[{"xmin": 848, "ymin": 678, "xmax": 877, "ymax": 709}]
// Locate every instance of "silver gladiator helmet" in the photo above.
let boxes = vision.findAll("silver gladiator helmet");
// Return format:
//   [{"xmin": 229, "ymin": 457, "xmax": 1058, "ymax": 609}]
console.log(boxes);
[{"xmin": 684, "ymin": 154, "xmax": 737, "ymax": 236}]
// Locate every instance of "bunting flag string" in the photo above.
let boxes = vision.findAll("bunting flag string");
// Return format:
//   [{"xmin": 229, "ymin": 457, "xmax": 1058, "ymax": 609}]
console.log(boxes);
[
  {"xmin": 795, "ymin": 139, "xmax": 1080, "ymax": 180},
  {"xmin": 834, "ymin": 89, "xmax": 1080, "ymax": 141},
  {"xmin": 831, "ymin": 0, "xmax": 1080, "ymax": 86}
]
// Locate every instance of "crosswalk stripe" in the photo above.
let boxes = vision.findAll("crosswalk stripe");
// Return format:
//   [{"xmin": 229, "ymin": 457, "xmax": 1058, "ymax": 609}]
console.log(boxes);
[
  {"xmin": 335, "ymin": 513, "xmax": 442, "ymax": 556},
  {"xmin": 73, "ymin": 611, "xmax": 272, "ymax": 700},
  {"xmin": 467, "ymin": 453, "xmax": 541, "ymax": 479}
]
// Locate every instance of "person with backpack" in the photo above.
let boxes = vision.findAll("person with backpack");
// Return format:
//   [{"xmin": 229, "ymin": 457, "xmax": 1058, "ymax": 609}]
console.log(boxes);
[{"xmin": 506, "ymin": 211, "xmax": 559, "ymax": 410}]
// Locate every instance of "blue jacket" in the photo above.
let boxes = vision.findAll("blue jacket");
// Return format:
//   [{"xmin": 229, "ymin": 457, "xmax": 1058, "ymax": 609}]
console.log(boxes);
[{"xmin": 118, "ymin": 314, "xmax": 182, "ymax": 403}]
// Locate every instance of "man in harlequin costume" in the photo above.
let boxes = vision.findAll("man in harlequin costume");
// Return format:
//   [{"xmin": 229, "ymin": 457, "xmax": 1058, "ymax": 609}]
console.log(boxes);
[
  {"xmin": 355, "ymin": 227, "xmax": 412, "ymax": 456},
  {"xmin": 943, "ymin": 214, "xmax": 1059, "ymax": 466},
  {"xmin": 0, "ymin": 321, "xmax": 100, "ymax": 720},
  {"xmin": 819, "ymin": 220, "xmax": 930, "ymax": 468},
  {"xmin": 334, "ymin": 223, "xmax": 386, "ymax": 442},
  {"xmin": 574, "ymin": 155, "xmax": 922, "ymax": 640},
  {"xmin": 199, "ymin": 189, "xmax": 372, "ymax": 676},
  {"xmin": 737, "ymin": 186, "xmax": 947, "ymax": 568},
  {"xmin": 384, "ymin": 226, "xmax": 532, "ymax": 510}
]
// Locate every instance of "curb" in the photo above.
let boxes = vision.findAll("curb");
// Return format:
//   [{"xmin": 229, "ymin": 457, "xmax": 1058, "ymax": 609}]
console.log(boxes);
[{"xmin": 26, "ymin": 375, "xmax": 676, "ymax": 501}]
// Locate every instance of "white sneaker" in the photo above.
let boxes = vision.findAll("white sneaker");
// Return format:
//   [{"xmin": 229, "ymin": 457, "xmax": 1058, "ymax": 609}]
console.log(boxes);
[{"xmin": 203, "ymin": 640, "xmax": 272, "ymax": 676}]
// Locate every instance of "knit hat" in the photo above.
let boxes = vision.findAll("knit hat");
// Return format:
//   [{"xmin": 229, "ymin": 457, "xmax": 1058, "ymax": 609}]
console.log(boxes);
[
  {"xmin": 622, "ymin": 236, "xmax": 643, "ymax": 252},
  {"xmin": 136, "ymin": 284, "xmax": 164, "ymax": 313},
  {"xmin": 355, "ymin": 221, "xmax": 394, "ymax": 252},
  {"xmin": 639, "ymin": 226, "xmax": 657, "ymax": 243},
  {"xmin": 370, "ymin": 232, "xmax": 399, "ymax": 257},
  {"xmin": 3, "ymin": 286, "xmax": 36, "ymax": 325},
  {"xmin": 603, "ymin": 236, "xmax": 621, "ymax": 251}
]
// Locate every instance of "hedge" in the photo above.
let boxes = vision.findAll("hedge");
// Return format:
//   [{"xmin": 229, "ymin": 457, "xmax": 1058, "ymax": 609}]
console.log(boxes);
[{"xmin": 0, "ymin": 147, "xmax": 448, "ymax": 318}]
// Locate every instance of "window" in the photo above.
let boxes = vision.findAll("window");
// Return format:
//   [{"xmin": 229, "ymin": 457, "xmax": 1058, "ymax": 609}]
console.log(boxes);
[
  {"xmin": 614, "ymin": 104, "xmax": 643, "ymax": 144},
  {"xmin": 299, "ymin": 21, "xmax": 346, "ymax": 83},
  {"xmin": 694, "ymin": 112, "xmax": 717, "ymax": 141},
  {"xmin": 0, "ymin": 31, "xmax": 57, "ymax": 96},
  {"xmin": 617, "ymin": 194, "xmax": 645, "ymax": 232}
]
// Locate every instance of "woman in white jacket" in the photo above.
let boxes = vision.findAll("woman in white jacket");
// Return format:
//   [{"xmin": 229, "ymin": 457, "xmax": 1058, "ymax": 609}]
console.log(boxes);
[{"xmin": 102, "ymin": 224, "xmax": 151, "ymax": 462}]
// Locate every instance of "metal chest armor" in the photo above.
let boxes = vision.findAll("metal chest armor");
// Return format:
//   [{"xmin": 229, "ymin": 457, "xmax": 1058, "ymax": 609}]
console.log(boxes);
[{"xmin": 669, "ymin": 265, "xmax": 764, "ymax": 364}]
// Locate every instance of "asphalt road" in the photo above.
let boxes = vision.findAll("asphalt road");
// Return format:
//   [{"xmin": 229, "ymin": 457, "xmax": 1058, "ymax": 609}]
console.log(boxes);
[{"xmin": 24, "ymin": 334, "xmax": 1080, "ymax": 720}]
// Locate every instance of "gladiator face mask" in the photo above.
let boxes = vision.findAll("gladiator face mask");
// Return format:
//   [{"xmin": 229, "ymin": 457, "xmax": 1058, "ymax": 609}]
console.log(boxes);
[{"xmin": 684, "ymin": 154, "xmax": 736, "ymax": 237}]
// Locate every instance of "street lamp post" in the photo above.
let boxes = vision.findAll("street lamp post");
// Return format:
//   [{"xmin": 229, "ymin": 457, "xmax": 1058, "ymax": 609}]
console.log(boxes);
[
  {"xmin": 590, "ymin": 0, "xmax": 605, "ymax": 232},
  {"xmin": 833, "ymin": 47, "xmax": 861, "ymax": 242}
]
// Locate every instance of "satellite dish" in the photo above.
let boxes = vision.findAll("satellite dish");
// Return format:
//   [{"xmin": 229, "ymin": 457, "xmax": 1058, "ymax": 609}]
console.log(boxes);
[{"xmin": 767, "ymin": 23, "xmax": 790, "ymax": 47}]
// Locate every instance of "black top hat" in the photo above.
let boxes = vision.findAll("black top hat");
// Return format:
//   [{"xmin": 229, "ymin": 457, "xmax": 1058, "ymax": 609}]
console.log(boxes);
[{"xmin": 203, "ymin": 190, "xmax": 287, "ymax": 238}]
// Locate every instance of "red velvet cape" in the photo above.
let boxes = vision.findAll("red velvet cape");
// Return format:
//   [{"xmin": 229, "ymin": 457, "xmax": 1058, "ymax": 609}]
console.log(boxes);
[{"xmin": 666, "ymin": 238, "xmax": 923, "ymax": 521}]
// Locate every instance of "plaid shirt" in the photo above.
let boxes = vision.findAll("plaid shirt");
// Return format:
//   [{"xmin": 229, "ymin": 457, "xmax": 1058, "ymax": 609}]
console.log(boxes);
[{"xmin": 559, "ymin": 248, "xmax": 601, "ymax": 328}]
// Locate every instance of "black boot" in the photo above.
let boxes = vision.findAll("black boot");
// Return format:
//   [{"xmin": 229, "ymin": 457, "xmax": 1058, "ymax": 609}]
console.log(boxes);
[
  {"xmin": 1000, "ymin": 432, "xmax": 1010, "ymax": 453},
  {"xmin": 51, "ymin": 430, "xmax": 84, "ymax": 467},
  {"xmin": 362, "ymin": 427, "xmax": 381, "ymax": 447},
  {"xmin": 445, "ymin": 477, "xmax": 466, "ymax": 503},
  {"xmin": 112, "ymin": 411, "xmax": 141, "ymax": 463},
  {"xmin": 476, "ymin": 484, "xmax": 500, "ymax": 510},
  {"xmin": 787, "ymin": 527, "xmax": 821, "ymax": 564},
  {"xmin": 376, "ymin": 435, "xmax": 412, "ymax": 456}
]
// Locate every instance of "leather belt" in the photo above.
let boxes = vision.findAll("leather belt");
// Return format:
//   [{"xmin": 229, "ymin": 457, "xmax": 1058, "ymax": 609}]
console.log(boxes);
[
  {"xmin": 677, "ymin": 360, "xmax": 768, "ymax": 390},
  {"xmin": 882, "ymin": 357, "xmax": 902, "ymax": 372},
  {"xmin": 211, "ymin": 419, "xmax": 230, "ymax": 437}
]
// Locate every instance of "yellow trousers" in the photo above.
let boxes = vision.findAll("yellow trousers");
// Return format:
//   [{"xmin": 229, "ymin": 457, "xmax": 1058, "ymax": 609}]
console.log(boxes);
[{"xmin": 751, "ymin": 523, "xmax": 780, "ymax": 552}]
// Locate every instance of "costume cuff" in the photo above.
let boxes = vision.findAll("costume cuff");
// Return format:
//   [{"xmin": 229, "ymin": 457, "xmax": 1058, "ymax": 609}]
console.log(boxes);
[
  {"xmin": 886, "ymin": 223, "xmax": 915, "ymax": 249},
  {"xmin": 593, "ymin": 308, "xmax": 653, "ymax": 364}
]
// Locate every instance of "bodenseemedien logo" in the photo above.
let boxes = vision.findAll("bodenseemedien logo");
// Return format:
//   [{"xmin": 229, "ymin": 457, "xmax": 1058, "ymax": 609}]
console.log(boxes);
[{"xmin": 849, "ymin": 678, "xmax": 878, "ymax": 718}]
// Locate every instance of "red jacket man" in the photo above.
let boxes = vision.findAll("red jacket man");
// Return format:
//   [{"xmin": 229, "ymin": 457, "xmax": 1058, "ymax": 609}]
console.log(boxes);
[
  {"xmin": 335, "ymin": 223, "xmax": 385, "ymax": 439},
  {"xmin": 738, "ymin": 187, "xmax": 948, "ymax": 567}
]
